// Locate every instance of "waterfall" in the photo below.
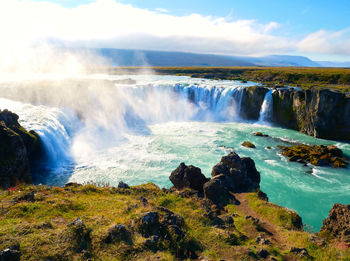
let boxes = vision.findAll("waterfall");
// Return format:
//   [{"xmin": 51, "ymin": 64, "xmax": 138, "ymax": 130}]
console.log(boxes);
[
  {"xmin": 0, "ymin": 76, "xmax": 249, "ymax": 183},
  {"xmin": 258, "ymin": 89, "xmax": 273, "ymax": 123},
  {"xmin": 0, "ymin": 98, "xmax": 77, "ymax": 182}
]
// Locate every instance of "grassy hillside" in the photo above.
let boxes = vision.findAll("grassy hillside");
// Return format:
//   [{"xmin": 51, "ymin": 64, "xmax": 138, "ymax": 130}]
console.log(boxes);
[
  {"xmin": 108, "ymin": 67, "xmax": 350, "ymax": 92},
  {"xmin": 0, "ymin": 183, "xmax": 348, "ymax": 260}
]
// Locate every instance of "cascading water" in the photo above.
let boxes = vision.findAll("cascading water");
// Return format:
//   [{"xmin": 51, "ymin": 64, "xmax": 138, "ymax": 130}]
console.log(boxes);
[
  {"xmin": 258, "ymin": 89, "xmax": 273, "ymax": 123},
  {"xmin": 0, "ymin": 98, "xmax": 78, "ymax": 185},
  {"xmin": 0, "ymin": 75, "xmax": 349, "ymax": 231}
]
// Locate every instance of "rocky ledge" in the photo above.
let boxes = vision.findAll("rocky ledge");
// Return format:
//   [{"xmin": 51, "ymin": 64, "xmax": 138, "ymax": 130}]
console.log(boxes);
[
  {"xmin": 0, "ymin": 109, "xmax": 41, "ymax": 188},
  {"xmin": 278, "ymin": 144, "xmax": 348, "ymax": 168},
  {"xmin": 170, "ymin": 151, "xmax": 260, "ymax": 207},
  {"xmin": 239, "ymin": 87, "xmax": 350, "ymax": 140}
]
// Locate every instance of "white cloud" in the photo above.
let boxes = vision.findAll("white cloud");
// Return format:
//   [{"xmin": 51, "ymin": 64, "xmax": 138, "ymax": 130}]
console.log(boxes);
[
  {"xmin": 0, "ymin": 0, "xmax": 290, "ymax": 56},
  {"xmin": 0, "ymin": 0, "xmax": 349, "ymax": 67},
  {"xmin": 298, "ymin": 28, "xmax": 350, "ymax": 56}
]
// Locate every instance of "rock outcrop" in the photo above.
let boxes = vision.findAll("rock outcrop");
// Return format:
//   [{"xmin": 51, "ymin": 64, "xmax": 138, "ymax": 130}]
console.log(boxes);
[
  {"xmin": 169, "ymin": 163, "xmax": 209, "ymax": 192},
  {"xmin": 278, "ymin": 144, "xmax": 348, "ymax": 168},
  {"xmin": 240, "ymin": 86, "xmax": 269, "ymax": 120},
  {"xmin": 238, "ymin": 87, "xmax": 350, "ymax": 140},
  {"xmin": 0, "ymin": 109, "xmax": 41, "ymax": 188},
  {"xmin": 208, "ymin": 152, "xmax": 260, "ymax": 194},
  {"xmin": 272, "ymin": 88, "xmax": 350, "ymax": 140},
  {"xmin": 320, "ymin": 203, "xmax": 350, "ymax": 244},
  {"xmin": 170, "ymin": 152, "xmax": 261, "ymax": 206}
]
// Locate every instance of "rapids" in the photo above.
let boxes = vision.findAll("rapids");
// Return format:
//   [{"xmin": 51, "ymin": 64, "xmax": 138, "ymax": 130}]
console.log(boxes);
[{"xmin": 0, "ymin": 74, "xmax": 349, "ymax": 231}]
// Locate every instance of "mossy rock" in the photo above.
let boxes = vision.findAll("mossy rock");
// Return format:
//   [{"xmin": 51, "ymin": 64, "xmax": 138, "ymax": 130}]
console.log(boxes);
[{"xmin": 242, "ymin": 141, "xmax": 256, "ymax": 148}]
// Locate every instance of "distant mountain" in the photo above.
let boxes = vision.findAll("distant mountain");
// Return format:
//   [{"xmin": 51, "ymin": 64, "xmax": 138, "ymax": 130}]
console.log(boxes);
[
  {"xmin": 98, "ymin": 49, "xmax": 254, "ymax": 67},
  {"xmin": 97, "ymin": 48, "xmax": 349, "ymax": 68},
  {"xmin": 243, "ymin": 55, "xmax": 321, "ymax": 67},
  {"xmin": 316, "ymin": 61, "xmax": 350, "ymax": 68}
]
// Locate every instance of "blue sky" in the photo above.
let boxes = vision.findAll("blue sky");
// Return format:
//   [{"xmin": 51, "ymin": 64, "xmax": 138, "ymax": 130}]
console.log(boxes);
[{"xmin": 3, "ymin": 0, "xmax": 350, "ymax": 61}]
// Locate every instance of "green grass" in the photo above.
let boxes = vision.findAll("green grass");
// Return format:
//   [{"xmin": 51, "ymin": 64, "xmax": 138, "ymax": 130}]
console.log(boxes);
[
  {"xmin": 108, "ymin": 66, "xmax": 350, "ymax": 92},
  {"xmin": 0, "ymin": 185, "xmax": 349, "ymax": 260}
]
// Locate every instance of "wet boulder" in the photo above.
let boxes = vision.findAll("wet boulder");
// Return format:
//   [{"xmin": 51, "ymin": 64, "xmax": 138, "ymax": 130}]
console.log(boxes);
[{"xmin": 170, "ymin": 163, "xmax": 209, "ymax": 192}]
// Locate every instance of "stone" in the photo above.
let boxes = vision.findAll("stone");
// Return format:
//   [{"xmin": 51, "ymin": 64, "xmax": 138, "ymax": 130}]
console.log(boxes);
[
  {"xmin": 320, "ymin": 203, "xmax": 350, "ymax": 244},
  {"xmin": 104, "ymin": 224, "xmax": 132, "ymax": 244},
  {"xmin": 145, "ymin": 235, "xmax": 159, "ymax": 248},
  {"xmin": 137, "ymin": 212, "xmax": 161, "ymax": 237},
  {"xmin": 257, "ymin": 189, "xmax": 268, "ymax": 201},
  {"xmin": 203, "ymin": 175, "xmax": 238, "ymax": 206},
  {"xmin": 65, "ymin": 218, "xmax": 91, "ymax": 253},
  {"xmin": 253, "ymin": 132, "xmax": 269, "ymax": 137},
  {"xmin": 16, "ymin": 192, "xmax": 35, "ymax": 202},
  {"xmin": 290, "ymin": 247, "xmax": 309, "ymax": 257},
  {"xmin": 258, "ymin": 249, "xmax": 269, "ymax": 258},
  {"xmin": 204, "ymin": 152, "xmax": 260, "ymax": 205},
  {"xmin": 0, "ymin": 245, "xmax": 20, "ymax": 261},
  {"xmin": 240, "ymin": 86, "xmax": 269, "ymax": 120},
  {"xmin": 118, "ymin": 181, "xmax": 130, "ymax": 189},
  {"xmin": 169, "ymin": 162, "xmax": 208, "ymax": 192},
  {"xmin": 272, "ymin": 88, "xmax": 350, "ymax": 140},
  {"xmin": 0, "ymin": 109, "xmax": 41, "ymax": 189},
  {"xmin": 64, "ymin": 182, "xmax": 81, "ymax": 188},
  {"xmin": 256, "ymin": 235, "xmax": 271, "ymax": 245},
  {"xmin": 242, "ymin": 141, "xmax": 256, "ymax": 148},
  {"xmin": 279, "ymin": 144, "xmax": 348, "ymax": 168}
]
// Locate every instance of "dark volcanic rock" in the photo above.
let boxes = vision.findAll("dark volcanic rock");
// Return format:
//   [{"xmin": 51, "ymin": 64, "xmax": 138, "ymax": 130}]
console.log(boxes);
[
  {"xmin": 240, "ymin": 86, "xmax": 269, "ymax": 120},
  {"xmin": 320, "ymin": 203, "xmax": 350, "ymax": 244},
  {"xmin": 170, "ymin": 162, "xmax": 209, "ymax": 192},
  {"xmin": 0, "ymin": 109, "xmax": 41, "ymax": 188},
  {"xmin": 104, "ymin": 224, "xmax": 132, "ymax": 244},
  {"xmin": 290, "ymin": 247, "xmax": 309, "ymax": 257},
  {"xmin": 272, "ymin": 88, "xmax": 350, "ymax": 140},
  {"xmin": 137, "ymin": 212, "xmax": 161, "ymax": 237},
  {"xmin": 204, "ymin": 152, "xmax": 260, "ymax": 205},
  {"xmin": 203, "ymin": 175, "xmax": 238, "ymax": 206},
  {"xmin": 211, "ymin": 152, "xmax": 260, "ymax": 193},
  {"xmin": 0, "ymin": 244, "xmax": 20, "ymax": 261},
  {"xmin": 64, "ymin": 218, "xmax": 92, "ymax": 253},
  {"xmin": 118, "ymin": 181, "xmax": 130, "ymax": 189}
]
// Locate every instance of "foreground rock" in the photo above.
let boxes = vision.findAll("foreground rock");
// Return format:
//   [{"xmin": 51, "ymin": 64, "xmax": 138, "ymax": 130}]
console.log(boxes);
[
  {"xmin": 0, "ymin": 109, "xmax": 41, "ymax": 188},
  {"xmin": 205, "ymin": 152, "xmax": 260, "ymax": 205},
  {"xmin": 320, "ymin": 203, "xmax": 350, "ymax": 245},
  {"xmin": 170, "ymin": 163, "xmax": 209, "ymax": 192},
  {"xmin": 170, "ymin": 152, "xmax": 261, "ymax": 206},
  {"xmin": 278, "ymin": 144, "xmax": 348, "ymax": 168}
]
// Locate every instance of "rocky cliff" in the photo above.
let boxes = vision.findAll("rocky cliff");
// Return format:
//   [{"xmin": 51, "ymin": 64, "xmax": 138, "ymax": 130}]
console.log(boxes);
[
  {"xmin": 0, "ymin": 109, "xmax": 41, "ymax": 188},
  {"xmin": 240, "ymin": 87, "xmax": 350, "ymax": 140}
]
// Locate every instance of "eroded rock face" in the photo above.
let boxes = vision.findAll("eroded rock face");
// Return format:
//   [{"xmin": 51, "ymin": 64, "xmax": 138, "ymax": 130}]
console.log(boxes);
[
  {"xmin": 204, "ymin": 152, "xmax": 260, "ymax": 205},
  {"xmin": 211, "ymin": 152, "xmax": 260, "ymax": 193},
  {"xmin": 240, "ymin": 86, "xmax": 269, "ymax": 120},
  {"xmin": 0, "ymin": 110, "xmax": 41, "ymax": 188},
  {"xmin": 169, "ymin": 163, "xmax": 209, "ymax": 192},
  {"xmin": 320, "ymin": 203, "xmax": 350, "ymax": 244},
  {"xmin": 272, "ymin": 89, "xmax": 350, "ymax": 140}
]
